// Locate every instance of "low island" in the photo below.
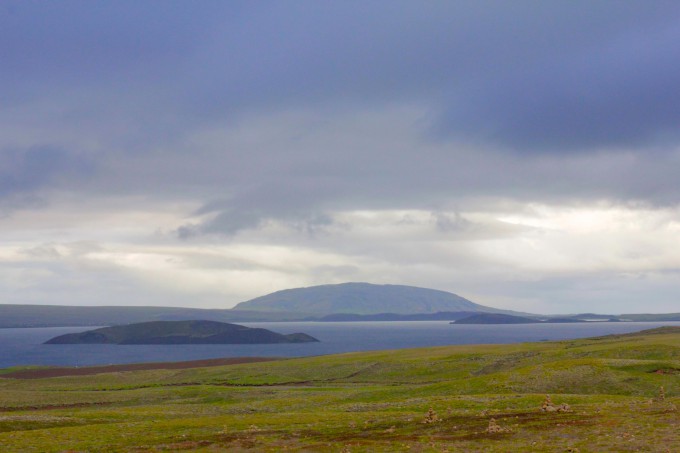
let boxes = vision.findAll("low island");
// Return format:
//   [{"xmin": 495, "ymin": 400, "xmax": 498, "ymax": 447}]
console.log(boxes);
[
  {"xmin": 44, "ymin": 320, "xmax": 319, "ymax": 345},
  {"xmin": 453, "ymin": 313, "xmax": 541, "ymax": 324},
  {"xmin": 452, "ymin": 313, "xmax": 622, "ymax": 324}
]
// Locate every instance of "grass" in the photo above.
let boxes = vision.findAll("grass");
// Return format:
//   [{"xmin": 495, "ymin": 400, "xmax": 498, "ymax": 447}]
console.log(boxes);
[{"xmin": 0, "ymin": 327, "xmax": 678, "ymax": 451}]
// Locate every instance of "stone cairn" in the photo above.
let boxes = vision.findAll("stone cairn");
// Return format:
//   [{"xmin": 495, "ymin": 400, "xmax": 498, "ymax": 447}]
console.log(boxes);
[
  {"xmin": 541, "ymin": 394, "xmax": 571, "ymax": 413},
  {"xmin": 423, "ymin": 407, "xmax": 440, "ymax": 424},
  {"xmin": 486, "ymin": 418, "xmax": 511, "ymax": 434}
]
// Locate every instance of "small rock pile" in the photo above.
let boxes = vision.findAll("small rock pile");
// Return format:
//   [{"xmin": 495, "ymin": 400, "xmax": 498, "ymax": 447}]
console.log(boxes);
[
  {"xmin": 423, "ymin": 407, "xmax": 440, "ymax": 424},
  {"xmin": 540, "ymin": 395, "xmax": 572, "ymax": 413},
  {"xmin": 486, "ymin": 418, "xmax": 511, "ymax": 434}
]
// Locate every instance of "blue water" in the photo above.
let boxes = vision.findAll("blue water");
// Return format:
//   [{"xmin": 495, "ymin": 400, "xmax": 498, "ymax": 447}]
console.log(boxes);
[{"xmin": 1, "ymin": 321, "xmax": 679, "ymax": 369}]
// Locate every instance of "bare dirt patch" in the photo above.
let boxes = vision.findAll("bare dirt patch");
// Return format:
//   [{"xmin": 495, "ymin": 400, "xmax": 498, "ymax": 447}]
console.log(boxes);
[{"xmin": 0, "ymin": 357, "xmax": 279, "ymax": 379}]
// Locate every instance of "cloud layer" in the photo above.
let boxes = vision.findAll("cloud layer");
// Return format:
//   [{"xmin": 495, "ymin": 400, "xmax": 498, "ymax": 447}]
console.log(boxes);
[{"xmin": 1, "ymin": 1, "xmax": 679, "ymax": 312}]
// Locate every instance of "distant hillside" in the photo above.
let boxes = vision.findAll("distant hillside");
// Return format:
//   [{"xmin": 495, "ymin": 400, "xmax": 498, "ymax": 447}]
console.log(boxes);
[
  {"xmin": 233, "ymin": 282, "xmax": 515, "ymax": 315},
  {"xmin": 44, "ymin": 320, "xmax": 319, "ymax": 345},
  {"xmin": 6, "ymin": 283, "xmax": 676, "ymax": 328},
  {"xmin": 621, "ymin": 313, "xmax": 680, "ymax": 322},
  {"xmin": 0, "ymin": 305, "xmax": 307, "ymax": 328},
  {"xmin": 312, "ymin": 311, "xmax": 480, "ymax": 322}
]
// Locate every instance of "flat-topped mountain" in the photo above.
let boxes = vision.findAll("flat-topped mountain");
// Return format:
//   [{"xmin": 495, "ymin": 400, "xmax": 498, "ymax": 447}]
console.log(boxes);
[
  {"xmin": 44, "ymin": 320, "xmax": 319, "ymax": 345},
  {"xmin": 234, "ymin": 282, "xmax": 513, "ymax": 315}
]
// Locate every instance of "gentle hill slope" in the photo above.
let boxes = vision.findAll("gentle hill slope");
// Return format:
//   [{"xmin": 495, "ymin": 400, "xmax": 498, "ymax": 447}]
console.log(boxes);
[
  {"xmin": 234, "ymin": 282, "xmax": 515, "ymax": 315},
  {"xmin": 44, "ymin": 320, "xmax": 319, "ymax": 345}
]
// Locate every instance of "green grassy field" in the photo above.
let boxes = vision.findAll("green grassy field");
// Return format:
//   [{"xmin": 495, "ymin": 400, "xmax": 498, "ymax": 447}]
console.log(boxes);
[{"xmin": 1, "ymin": 327, "xmax": 678, "ymax": 452}]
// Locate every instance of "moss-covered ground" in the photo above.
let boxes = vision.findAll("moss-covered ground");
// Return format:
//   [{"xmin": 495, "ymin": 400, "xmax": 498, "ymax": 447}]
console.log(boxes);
[{"xmin": 1, "ymin": 327, "xmax": 678, "ymax": 452}]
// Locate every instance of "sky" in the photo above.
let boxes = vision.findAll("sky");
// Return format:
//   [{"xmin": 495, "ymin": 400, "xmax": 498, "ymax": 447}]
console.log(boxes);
[{"xmin": 1, "ymin": 0, "xmax": 679, "ymax": 314}]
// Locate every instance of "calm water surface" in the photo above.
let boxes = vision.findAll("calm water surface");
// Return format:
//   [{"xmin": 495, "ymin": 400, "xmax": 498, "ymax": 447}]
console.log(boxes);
[{"xmin": 1, "ymin": 321, "xmax": 679, "ymax": 368}]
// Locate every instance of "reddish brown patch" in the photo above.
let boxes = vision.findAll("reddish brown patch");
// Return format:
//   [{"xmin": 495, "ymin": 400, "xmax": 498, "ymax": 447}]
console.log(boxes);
[
  {"xmin": 0, "ymin": 401, "xmax": 112, "ymax": 412},
  {"xmin": 1, "ymin": 357, "xmax": 279, "ymax": 379},
  {"xmin": 653, "ymin": 368, "xmax": 680, "ymax": 375},
  {"xmin": 158, "ymin": 440, "xmax": 213, "ymax": 450}
]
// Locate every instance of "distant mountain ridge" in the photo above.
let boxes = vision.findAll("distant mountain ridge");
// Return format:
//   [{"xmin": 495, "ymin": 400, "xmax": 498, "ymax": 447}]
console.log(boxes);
[
  {"xmin": 234, "ymin": 282, "xmax": 516, "ymax": 315},
  {"xmin": 4, "ymin": 282, "xmax": 677, "ymax": 328}
]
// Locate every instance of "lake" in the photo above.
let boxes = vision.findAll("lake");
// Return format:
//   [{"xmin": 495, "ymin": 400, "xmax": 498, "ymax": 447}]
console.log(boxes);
[{"xmin": 2, "ymin": 321, "xmax": 679, "ymax": 369}]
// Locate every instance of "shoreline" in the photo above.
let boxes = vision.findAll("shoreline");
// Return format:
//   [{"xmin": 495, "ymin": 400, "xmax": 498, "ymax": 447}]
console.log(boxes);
[{"xmin": 0, "ymin": 356, "xmax": 278, "ymax": 380}]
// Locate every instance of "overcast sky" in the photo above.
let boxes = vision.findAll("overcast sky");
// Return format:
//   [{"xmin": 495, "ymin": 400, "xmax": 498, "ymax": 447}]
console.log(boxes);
[{"xmin": 1, "ymin": 1, "xmax": 679, "ymax": 314}]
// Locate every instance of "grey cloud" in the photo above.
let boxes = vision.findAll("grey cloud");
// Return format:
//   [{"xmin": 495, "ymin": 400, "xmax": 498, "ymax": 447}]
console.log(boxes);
[
  {"xmin": 177, "ymin": 177, "xmax": 348, "ymax": 237},
  {"xmin": 0, "ymin": 1, "xmax": 219, "ymax": 91},
  {"xmin": 4, "ymin": 1, "xmax": 680, "ymax": 313},
  {"xmin": 3, "ymin": 1, "xmax": 680, "ymax": 228},
  {"xmin": 0, "ymin": 193, "xmax": 47, "ymax": 216},
  {"xmin": 0, "ymin": 258, "xmax": 194, "ymax": 306},
  {"xmin": 478, "ymin": 269, "xmax": 680, "ymax": 314},
  {"xmin": 20, "ymin": 242, "xmax": 104, "ymax": 262},
  {"xmin": 197, "ymin": 209, "xmax": 264, "ymax": 237},
  {"xmin": 432, "ymin": 212, "xmax": 471, "ymax": 233},
  {"xmin": 183, "ymin": 1, "xmax": 680, "ymax": 153},
  {"xmin": 0, "ymin": 146, "xmax": 93, "ymax": 197},
  {"xmin": 170, "ymin": 137, "xmax": 680, "ymax": 238},
  {"xmin": 436, "ymin": 19, "xmax": 680, "ymax": 152},
  {"xmin": 180, "ymin": 206, "xmax": 334, "ymax": 239},
  {"xmin": 6, "ymin": 1, "xmax": 679, "ymax": 159},
  {"xmin": 176, "ymin": 224, "xmax": 200, "ymax": 240},
  {"xmin": 309, "ymin": 264, "xmax": 362, "ymax": 283},
  {"xmin": 21, "ymin": 244, "xmax": 62, "ymax": 259}
]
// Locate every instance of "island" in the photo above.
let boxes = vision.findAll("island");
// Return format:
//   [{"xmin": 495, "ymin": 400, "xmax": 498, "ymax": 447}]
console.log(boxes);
[
  {"xmin": 452, "ymin": 313, "xmax": 542, "ymax": 324},
  {"xmin": 44, "ymin": 320, "xmax": 319, "ymax": 345},
  {"xmin": 452, "ymin": 313, "xmax": 623, "ymax": 324}
]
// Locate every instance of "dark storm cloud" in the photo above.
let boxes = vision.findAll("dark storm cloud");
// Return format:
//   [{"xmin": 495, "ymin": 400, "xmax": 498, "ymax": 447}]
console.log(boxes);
[
  {"xmin": 178, "ymin": 180, "xmax": 341, "ymax": 238},
  {"xmin": 436, "ymin": 17, "xmax": 680, "ymax": 152},
  {"xmin": 2, "ymin": 0, "xmax": 680, "ymax": 231},
  {"xmin": 0, "ymin": 1, "xmax": 217, "ymax": 90},
  {"xmin": 184, "ymin": 0, "xmax": 680, "ymax": 153},
  {"xmin": 5, "ymin": 1, "xmax": 679, "ymax": 153},
  {"xmin": 0, "ymin": 146, "xmax": 93, "ymax": 198}
]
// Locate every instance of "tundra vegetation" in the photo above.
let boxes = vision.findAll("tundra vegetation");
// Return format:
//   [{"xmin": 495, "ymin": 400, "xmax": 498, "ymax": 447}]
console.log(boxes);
[{"xmin": 0, "ymin": 327, "xmax": 678, "ymax": 452}]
